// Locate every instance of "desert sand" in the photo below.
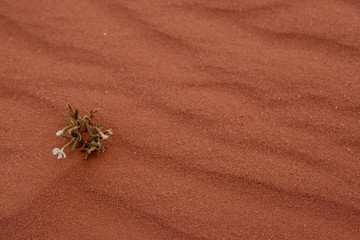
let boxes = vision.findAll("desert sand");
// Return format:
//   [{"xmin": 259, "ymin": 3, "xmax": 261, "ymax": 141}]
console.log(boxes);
[{"xmin": 1, "ymin": 0, "xmax": 360, "ymax": 239}]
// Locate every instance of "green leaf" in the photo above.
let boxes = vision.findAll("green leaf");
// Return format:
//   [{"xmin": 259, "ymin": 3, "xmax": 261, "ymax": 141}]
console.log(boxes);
[
  {"xmin": 78, "ymin": 133, "xmax": 83, "ymax": 142},
  {"xmin": 62, "ymin": 136, "xmax": 72, "ymax": 141},
  {"xmin": 75, "ymin": 109, "xmax": 79, "ymax": 119},
  {"xmin": 79, "ymin": 120, "xmax": 83, "ymax": 132},
  {"xmin": 84, "ymin": 122, "xmax": 93, "ymax": 136},
  {"xmin": 66, "ymin": 117, "xmax": 75, "ymax": 122},
  {"xmin": 71, "ymin": 141, "xmax": 77, "ymax": 151},
  {"xmin": 91, "ymin": 140, "xmax": 98, "ymax": 147},
  {"xmin": 71, "ymin": 131, "xmax": 78, "ymax": 138}
]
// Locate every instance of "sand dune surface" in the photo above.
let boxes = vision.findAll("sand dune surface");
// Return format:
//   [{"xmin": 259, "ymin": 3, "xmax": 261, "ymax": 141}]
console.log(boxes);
[{"xmin": 1, "ymin": 0, "xmax": 360, "ymax": 239}]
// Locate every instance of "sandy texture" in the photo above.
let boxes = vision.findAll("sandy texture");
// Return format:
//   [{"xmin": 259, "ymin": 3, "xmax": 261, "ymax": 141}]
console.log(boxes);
[{"xmin": 1, "ymin": 0, "xmax": 360, "ymax": 239}]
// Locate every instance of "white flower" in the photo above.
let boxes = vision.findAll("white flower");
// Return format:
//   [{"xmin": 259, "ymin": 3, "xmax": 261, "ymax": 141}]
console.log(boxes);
[
  {"xmin": 52, "ymin": 148, "xmax": 66, "ymax": 159},
  {"xmin": 101, "ymin": 133, "xmax": 109, "ymax": 139},
  {"xmin": 107, "ymin": 129, "xmax": 113, "ymax": 135},
  {"xmin": 56, "ymin": 130, "xmax": 64, "ymax": 136}
]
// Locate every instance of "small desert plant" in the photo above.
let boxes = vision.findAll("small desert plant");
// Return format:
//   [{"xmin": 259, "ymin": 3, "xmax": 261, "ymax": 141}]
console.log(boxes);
[{"xmin": 52, "ymin": 103, "xmax": 112, "ymax": 159}]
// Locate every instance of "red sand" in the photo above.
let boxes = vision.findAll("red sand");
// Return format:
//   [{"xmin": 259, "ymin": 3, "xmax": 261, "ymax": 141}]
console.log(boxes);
[{"xmin": 1, "ymin": 0, "xmax": 360, "ymax": 239}]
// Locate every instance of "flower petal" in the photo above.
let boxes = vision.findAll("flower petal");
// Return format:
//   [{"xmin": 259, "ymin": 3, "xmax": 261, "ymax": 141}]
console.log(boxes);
[
  {"xmin": 52, "ymin": 148, "xmax": 60, "ymax": 155},
  {"xmin": 101, "ymin": 133, "xmax": 109, "ymax": 139},
  {"xmin": 56, "ymin": 130, "xmax": 64, "ymax": 136}
]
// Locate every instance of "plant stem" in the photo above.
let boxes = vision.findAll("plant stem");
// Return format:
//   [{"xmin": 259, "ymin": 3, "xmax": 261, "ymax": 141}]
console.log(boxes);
[{"xmin": 61, "ymin": 139, "xmax": 75, "ymax": 150}]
